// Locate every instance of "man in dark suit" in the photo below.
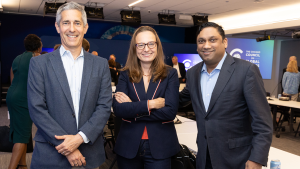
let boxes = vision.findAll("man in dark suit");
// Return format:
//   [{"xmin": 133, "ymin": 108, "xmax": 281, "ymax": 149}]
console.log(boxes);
[
  {"xmin": 179, "ymin": 22, "xmax": 273, "ymax": 169},
  {"xmin": 171, "ymin": 56, "xmax": 186, "ymax": 83},
  {"xmin": 110, "ymin": 54, "xmax": 122, "ymax": 71},
  {"xmin": 27, "ymin": 2, "xmax": 112, "ymax": 168},
  {"xmin": 281, "ymin": 56, "xmax": 300, "ymax": 93}
]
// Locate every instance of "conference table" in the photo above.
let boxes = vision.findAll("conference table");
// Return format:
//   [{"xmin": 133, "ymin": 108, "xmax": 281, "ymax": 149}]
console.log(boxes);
[
  {"xmin": 267, "ymin": 97, "xmax": 300, "ymax": 133},
  {"xmin": 112, "ymin": 85, "xmax": 300, "ymax": 168},
  {"xmin": 175, "ymin": 115, "xmax": 300, "ymax": 169}
]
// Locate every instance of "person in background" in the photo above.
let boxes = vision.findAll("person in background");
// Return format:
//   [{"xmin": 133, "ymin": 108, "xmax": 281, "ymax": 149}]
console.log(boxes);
[
  {"xmin": 7, "ymin": 34, "xmax": 42, "ymax": 169},
  {"xmin": 41, "ymin": 51, "xmax": 48, "ymax": 55},
  {"xmin": 171, "ymin": 56, "xmax": 186, "ymax": 83},
  {"xmin": 282, "ymin": 60, "xmax": 300, "ymax": 101},
  {"xmin": 91, "ymin": 51, "xmax": 98, "ymax": 56},
  {"xmin": 82, "ymin": 38, "xmax": 90, "ymax": 52},
  {"xmin": 110, "ymin": 54, "xmax": 121, "ymax": 71},
  {"xmin": 54, "ymin": 44, "xmax": 61, "ymax": 50},
  {"xmin": 281, "ymin": 56, "xmax": 300, "ymax": 93},
  {"xmin": 108, "ymin": 59, "xmax": 118, "ymax": 85},
  {"xmin": 113, "ymin": 26, "xmax": 180, "ymax": 169}
]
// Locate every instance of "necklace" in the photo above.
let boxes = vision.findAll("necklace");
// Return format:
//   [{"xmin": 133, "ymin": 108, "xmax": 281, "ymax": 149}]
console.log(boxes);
[{"xmin": 143, "ymin": 74, "xmax": 151, "ymax": 76}]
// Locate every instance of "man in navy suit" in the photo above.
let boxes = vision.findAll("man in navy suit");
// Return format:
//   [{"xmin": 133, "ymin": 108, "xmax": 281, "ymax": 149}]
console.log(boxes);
[
  {"xmin": 179, "ymin": 22, "xmax": 272, "ymax": 169},
  {"xmin": 27, "ymin": 2, "xmax": 112, "ymax": 168},
  {"xmin": 171, "ymin": 56, "xmax": 186, "ymax": 83}
]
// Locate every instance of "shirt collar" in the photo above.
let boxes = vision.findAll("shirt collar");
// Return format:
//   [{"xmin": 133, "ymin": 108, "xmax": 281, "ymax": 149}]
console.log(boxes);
[
  {"xmin": 59, "ymin": 45, "xmax": 84, "ymax": 59},
  {"xmin": 202, "ymin": 52, "xmax": 227, "ymax": 73}
]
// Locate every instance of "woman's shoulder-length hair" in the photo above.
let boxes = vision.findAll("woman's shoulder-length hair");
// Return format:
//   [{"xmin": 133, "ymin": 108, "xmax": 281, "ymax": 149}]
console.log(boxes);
[
  {"xmin": 287, "ymin": 60, "xmax": 298, "ymax": 73},
  {"xmin": 122, "ymin": 26, "xmax": 169, "ymax": 83}
]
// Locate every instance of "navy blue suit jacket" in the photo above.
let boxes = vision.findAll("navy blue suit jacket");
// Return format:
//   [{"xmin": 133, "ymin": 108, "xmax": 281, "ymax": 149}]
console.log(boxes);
[
  {"xmin": 27, "ymin": 49, "xmax": 112, "ymax": 169},
  {"xmin": 179, "ymin": 54, "xmax": 273, "ymax": 169},
  {"xmin": 113, "ymin": 68, "xmax": 181, "ymax": 159}
]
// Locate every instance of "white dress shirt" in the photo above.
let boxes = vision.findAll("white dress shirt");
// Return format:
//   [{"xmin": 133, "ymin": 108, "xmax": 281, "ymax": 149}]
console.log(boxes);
[
  {"xmin": 173, "ymin": 63, "xmax": 182, "ymax": 78},
  {"xmin": 60, "ymin": 46, "xmax": 89, "ymax": 143}
]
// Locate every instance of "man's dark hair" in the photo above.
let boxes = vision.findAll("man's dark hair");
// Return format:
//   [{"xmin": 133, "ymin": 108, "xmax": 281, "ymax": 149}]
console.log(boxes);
[
  {"xmin": 196, "ymin": 22, "xmax": 226, "ymax": 40},
  {"xmin": 24, "ymin": 34, "xmax": 42, "ymax": 52}
]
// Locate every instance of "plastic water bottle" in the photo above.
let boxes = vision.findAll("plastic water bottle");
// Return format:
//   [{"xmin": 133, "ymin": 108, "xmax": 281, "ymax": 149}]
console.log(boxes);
[
  {"xmin": 270, "ymin": 159, "xmax": 281, "ymax": 169},
  {"xmin": 278, "ymin": 94, "xmax": 281, "ymax": 99}
]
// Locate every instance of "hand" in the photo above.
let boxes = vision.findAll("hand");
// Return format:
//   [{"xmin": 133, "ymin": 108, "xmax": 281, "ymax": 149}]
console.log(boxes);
[
  {"xmin": 149, "ymin": 98, "xmax": 165, "ymax": 109},
  {"xmin": 55, "ymin": 134, "xmax": 84, "ymax": 156},
  {"xmin": 66, "ymin": 149, "xmax": 86, "ymax": 167},
  {"xmin": 245, "ymin": 160, "xmax": 262, "ymax": 169},
  {"xmin": 114, "ymin": 67, "xmax": 116, "ymax": 70},
  {"xmin": 115, "ymin": 92, "xmax": 132, "ymax": 103},
  {"xmin": 182, "ymin": 78, "xmax": 185, "ymax": 82}
]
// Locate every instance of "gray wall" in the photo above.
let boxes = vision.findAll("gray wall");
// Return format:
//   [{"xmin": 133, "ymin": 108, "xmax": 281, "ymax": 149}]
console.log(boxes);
[
  {"xmin": 263, "ymin": 39, "xmax": 300, "ymax": 97},
  {"xmin": 278, "ymin": 40, "xmax": 300, "ymax": 94},
  {"xmin": 263, "ymin": 40, "xmax": 282, "ymax": 97}
]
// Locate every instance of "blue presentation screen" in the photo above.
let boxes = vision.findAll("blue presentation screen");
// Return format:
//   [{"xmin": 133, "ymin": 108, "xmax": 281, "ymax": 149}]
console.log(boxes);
[
  {"xmin": 175, "ymin": 38, "xmax": 274, "ymax": 79},
  {"xmin": 42, "ymin": 48, "xmax": 54, "ymax": 53}
]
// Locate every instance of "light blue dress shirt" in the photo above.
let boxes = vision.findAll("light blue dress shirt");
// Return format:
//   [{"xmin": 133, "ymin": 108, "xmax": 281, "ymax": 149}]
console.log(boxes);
[
  {"xmin": 60, "ymin": 46, "xmax": 89, "ymax": 143},
  {"xmin": 201, "ymin": 52, "xmax": 227, "ymax": 112}
]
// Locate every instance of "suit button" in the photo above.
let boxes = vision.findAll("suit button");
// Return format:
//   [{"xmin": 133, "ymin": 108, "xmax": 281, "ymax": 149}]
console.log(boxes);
[{"xmin": 72, "ymin": 113, "xmax": 75, "ymax": 118}]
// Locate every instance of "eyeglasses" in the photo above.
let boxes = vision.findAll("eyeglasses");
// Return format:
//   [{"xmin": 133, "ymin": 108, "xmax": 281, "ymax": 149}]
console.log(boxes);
[{"xmin": 135, "ymin": 41, "xmax": 157, "ymax": 50}]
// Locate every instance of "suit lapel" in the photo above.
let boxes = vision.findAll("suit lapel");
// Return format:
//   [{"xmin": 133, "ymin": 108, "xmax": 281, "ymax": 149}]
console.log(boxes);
[
  {"xmin": 147, "ymin": 77, "xmax": 159, "ymax": 100},
  {"xmin": 132, "ymin": 77, "xmax": 147, "ymax": 101},
  {"xmin": 205, "ymin": 54, "xmax": 235, "ymax": 116},
  {"xmin": 49, "ymin": 49, "xmax": 75, "ymax": 113},
  {"xmin": 78, "ymin": 51, "xmax": 93, "ymax": 117},
  {"xmin": 196, "ymin": 62, "xmax": 207, "ymax": 116}
]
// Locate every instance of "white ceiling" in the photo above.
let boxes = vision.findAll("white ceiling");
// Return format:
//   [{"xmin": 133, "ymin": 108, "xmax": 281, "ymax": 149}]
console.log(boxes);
[{"xmin": 2, "ymin": 0, "xmax": 300, "ymax": 35}]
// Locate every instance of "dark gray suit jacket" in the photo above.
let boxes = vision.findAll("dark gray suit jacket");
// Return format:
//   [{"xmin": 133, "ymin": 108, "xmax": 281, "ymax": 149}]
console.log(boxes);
[
  {"xmin": 179, "ymin": 54, "xmax": 273, "ymax": 169},
  {"xmin": 27, "ymin": 49, "xmax": 112, "ymax": 169}
]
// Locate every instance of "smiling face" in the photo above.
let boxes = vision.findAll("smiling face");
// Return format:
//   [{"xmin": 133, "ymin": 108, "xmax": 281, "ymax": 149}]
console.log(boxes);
[
  {"xmin": 197, "ymin": 27, "xmax": 227, "ymax": 67},
  {"xmin": 172, "ymin": 57, "xmax": 178, "ymax": 65},
  {"xmin": 135, "ymin": 31, "xmax": 157, "ymax": 65},
  {"xmin": 55, "ymin": 9, "xmax": 88, "ymax": 51}
]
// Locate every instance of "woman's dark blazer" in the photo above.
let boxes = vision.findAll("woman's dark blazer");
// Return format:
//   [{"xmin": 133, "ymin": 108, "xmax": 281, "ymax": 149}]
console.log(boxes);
[{"xmin": 113, "ymin": 67, "xmax": 181, "ymax": 159}]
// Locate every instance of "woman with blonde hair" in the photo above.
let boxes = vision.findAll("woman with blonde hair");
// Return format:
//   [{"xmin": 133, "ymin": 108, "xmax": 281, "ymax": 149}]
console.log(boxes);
[
  {"xmin": 113, "ymin": 26, "xmax": 180, "ymax": 169},
  {"xmin": 282, "ymin": 60, "xmax": 300, "ymax": 100}
]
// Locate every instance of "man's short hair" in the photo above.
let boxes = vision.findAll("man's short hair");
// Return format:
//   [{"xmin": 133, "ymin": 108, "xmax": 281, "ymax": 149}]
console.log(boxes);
[
  {"xmin": 172, "ymin": 56, "xmax": 178, "ymax": 60},
  {"xmin": 196, "ymin": 22, "xmax": 226, "ymax": 40},
  {"xmin": 110, "ymin": 54, "xmax": 115, "ymax": 58},
  {"xmin": 56, "ymin": 1, "xmax": 87, "ymax": 27},
  {"xmin": 82, "ymin": 38, "xmax": 90, "ymax": 52},
  {"xmin": 24, "ymin": 34, "xmax": 42, "ymax": 52},
  {"xmin": 92, "ymin": 51, "xmax": 98, "ymax": 56}
]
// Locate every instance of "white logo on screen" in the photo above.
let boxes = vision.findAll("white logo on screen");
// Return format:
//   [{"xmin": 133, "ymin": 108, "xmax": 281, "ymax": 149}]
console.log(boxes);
[
  {"xmin": 230, "ymin": 48, "xmax": 243, "ymax": 59},
  {"xmin": 183, "ymin": 59, "xmax": 192, "ymax": 69}
]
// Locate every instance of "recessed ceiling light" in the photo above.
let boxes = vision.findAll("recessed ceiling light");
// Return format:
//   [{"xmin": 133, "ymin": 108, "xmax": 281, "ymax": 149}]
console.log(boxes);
[
  {"xmin": 254, "ymin": 0, "xmax": 264, "ymax": 3},
  {"xmin": 128, "ymin": 0, "xmax": 144, "ymax": 7}
]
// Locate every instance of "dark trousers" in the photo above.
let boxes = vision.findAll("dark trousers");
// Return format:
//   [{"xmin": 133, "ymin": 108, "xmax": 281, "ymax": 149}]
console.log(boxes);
[
  {"xmin": 205, "ymin": 147, "xmax": 213, "ymax": 169},
  {"xmin": 117, "ymin": 140, "xmax": 171, "ymax": 169},
  {"xmin": 179, "ymin": 78, "xmax": 185, "ymax": 83}
]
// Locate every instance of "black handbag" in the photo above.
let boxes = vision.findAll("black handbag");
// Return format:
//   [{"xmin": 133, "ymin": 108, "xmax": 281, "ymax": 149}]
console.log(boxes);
[
  {"xmin": 171, "ymin": 144, "xmax": 196, "ymax": 169},
  {"xmin": 0, "ymin": 125, "xmax": 14, "ymax": 152},
  {"xmin": 0, "ymin": 125, "xmax": 34, "ymax": 153}
]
